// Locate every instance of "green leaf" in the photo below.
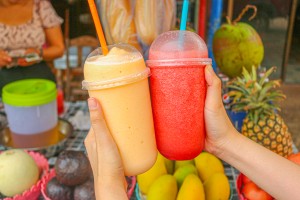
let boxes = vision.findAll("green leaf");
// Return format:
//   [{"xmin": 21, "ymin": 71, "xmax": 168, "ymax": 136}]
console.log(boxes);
[
  {"xmin": 227, "ymin": 85, "xmax": 250, "ymax": 95},
  {"xmin": 259, "ymin": 67, "xmax": 275, "ymax": 86},
  {"xmin": 254, "ymin": 82, "xmax": 262, "ymax": 90},
  {"xmin": 242, "ymin": 67, "xmax": 251, "ymax": 82},
  {"xmin": 258, "ymin": 82, "xmax": 277, "ymax": 99}
]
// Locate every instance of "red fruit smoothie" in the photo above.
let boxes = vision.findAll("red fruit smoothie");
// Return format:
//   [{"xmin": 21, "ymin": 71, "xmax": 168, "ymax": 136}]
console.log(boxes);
[{"xmin": 147, "ymin": 30, "xmax": 211, "ymax": 160}]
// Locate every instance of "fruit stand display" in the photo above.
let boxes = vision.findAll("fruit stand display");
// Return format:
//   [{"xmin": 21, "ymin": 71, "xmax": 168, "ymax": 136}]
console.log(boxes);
[
  {"xmin": 0, "ymin": 102, "xmax": 137, "ymax": 200},
  {"xmin": 1, "ymin": 98, "xmax": 298, "ymax": 200},
  {"xmin": 136, "ymin": 152, "xmax": 231, "ymax": 200},
  {"xmin": 212, "ymin": 5, "xmax": 295, "ymax": 153},
  {"xmin": 227, "ymin": 67, "xmax": 293, "ymax": 158},
  {"xmin": 0, "ymin": 102, "xmax": 243, "ymax": 200},
  {"xmin": 0, "ymin": 3, "xmax": 298, "ymax": 200},
  {"xmin": 211, "ymin": 5, "xmax": 298, "ymax": 200},
  {"xmin": 225, "ymin": 67, "xmax": 296, "ymax": 199}
]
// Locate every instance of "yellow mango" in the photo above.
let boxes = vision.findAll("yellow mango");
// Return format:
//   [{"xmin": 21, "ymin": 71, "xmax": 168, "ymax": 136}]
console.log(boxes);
[
  {"xmin": 176, "ymin": 174, "xmax": 205, "ymax": 200},
  {"xmin": 194, "ymin": 152, "xmax": 224, "ymax": 182},
  {"xmin": 147, "ymin": 174, "xmax": 177, "ymax": 200},
  {"xmin": 137, "ymin": 153, "xmax": 167, "ymax": 194},
  {"xmin": 204, "ymin": 172, "xmax": 230, "ymax": 200}
]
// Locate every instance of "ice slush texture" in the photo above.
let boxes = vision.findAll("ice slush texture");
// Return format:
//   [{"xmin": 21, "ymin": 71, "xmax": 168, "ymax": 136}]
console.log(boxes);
[
  {"xmin": 148, "ymin": 30, "xmax": 210, "ymax": 160},
  {"xmin": 150, "ymin": 65, "xmax": 206, "ymax": 160}
]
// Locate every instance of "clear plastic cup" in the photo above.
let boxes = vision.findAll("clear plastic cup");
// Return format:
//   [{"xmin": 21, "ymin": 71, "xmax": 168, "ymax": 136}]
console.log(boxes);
[
  {"xmin": 82, "ymin": 43, "xmax": 157, "ymax": 176},
  {"xmin": 147, "ymin": 30, "xmax": 211, "ymax": 160}
]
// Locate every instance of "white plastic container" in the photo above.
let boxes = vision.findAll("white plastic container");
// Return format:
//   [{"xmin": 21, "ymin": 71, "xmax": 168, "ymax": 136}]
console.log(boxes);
[{"xmin": 2, "ymin": 79, "xmax": 58, "ymax": 148}]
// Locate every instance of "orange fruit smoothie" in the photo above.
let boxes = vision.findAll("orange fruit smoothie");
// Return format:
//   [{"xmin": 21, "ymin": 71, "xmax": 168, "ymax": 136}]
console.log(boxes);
[{"xmin": 83, "ymin": 44, "xmax": 157, "ymax": 176}]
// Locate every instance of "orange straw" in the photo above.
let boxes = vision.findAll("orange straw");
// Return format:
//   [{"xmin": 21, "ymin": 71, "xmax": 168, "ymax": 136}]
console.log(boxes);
[{"xmin": 87, "ymin": 0, "xmax": 109, "ymax": 55}]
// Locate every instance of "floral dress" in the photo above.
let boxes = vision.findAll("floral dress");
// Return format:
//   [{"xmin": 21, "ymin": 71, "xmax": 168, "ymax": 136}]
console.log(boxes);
[{"xmin": 0, "ymin": 0, "xmax": 63, "ymax": 96}]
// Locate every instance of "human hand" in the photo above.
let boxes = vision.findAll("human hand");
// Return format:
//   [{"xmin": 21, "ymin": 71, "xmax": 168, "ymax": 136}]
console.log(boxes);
[
  {"xmin": 84, "ymin": 98, "xmax": 128, "ymax": 200},
  {"xmin": 0, "ymin": 50, "xmax": 12, "ymax": 68},
  {"xmin": 17, "ymin": 48, "xmax": 41, "ymax": 67},
  {"xmin": 204, "ymin": 65, "xmax": 238, "ymax": 157}
]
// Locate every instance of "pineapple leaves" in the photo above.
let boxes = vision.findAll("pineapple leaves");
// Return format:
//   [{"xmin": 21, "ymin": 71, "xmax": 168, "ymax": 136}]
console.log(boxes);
[
  {"xmin": 242, "ymin": 67, "xmax": 252, "ymax": 82},
  {"xmin": 251, "ymin": 66, "xmax": 257, "ymax": 82},
  {"xmin": 259, "ymin": 67, "xmax": 275, "ymax": 86},
  {"xmin": 258, "ymin": 81, "xmax": 279, "ymax": 101},
  {"xmin": 254, "ymin": 82, "xmax": 262, "ymax": 90},
  {"xmin": 226, "ymin": 65, "xmax": 285, "ymax": 118},
  {"xmin": 227, "ymin": 85, "xmax": 250, "ymax": 95}
]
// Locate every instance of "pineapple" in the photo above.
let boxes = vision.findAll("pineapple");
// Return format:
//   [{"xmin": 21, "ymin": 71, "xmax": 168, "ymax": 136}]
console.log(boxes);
[{"xmin": 227, "ymin": 66, "xmax": 293, "ymax": 157}]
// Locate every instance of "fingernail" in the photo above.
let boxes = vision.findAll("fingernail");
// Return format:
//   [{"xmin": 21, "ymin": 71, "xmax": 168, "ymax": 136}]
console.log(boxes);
[
  {"xmin": 206, "ymin": 65, "xmax": 214, "ymax": 73},
  {"xmin": 88, "ymin": 98, "xmax": 98, "ymax": 110},
  {"xmin": 205, "ymin": 65, "xmax": 214, "ymax": 85}
]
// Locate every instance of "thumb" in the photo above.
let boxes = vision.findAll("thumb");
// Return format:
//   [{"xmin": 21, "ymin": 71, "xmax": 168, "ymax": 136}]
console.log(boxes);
[
  {"xmin": 87, "ymin": 98, "xmax": 115, "ymax": 147},
  {"xmin": 205, "ymin": 65, "xmax": 223, "ymax": 112}
]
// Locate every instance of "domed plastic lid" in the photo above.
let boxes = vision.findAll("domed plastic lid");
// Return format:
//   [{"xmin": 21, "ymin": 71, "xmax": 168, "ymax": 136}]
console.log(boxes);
[
  {"xmin": 2, "ymin": 79, "xmax": 56, "ymax": 107},
  {"xmin": 85, "ymin": 43, "xmax": 142, "ymax": 66},
  {"xmin": 82, "ymin": 43, "xmax": 150, "ymax": 90},
  {"xmin": 147, "ymin": 30, "xmax": 211, "ymax": 67}
]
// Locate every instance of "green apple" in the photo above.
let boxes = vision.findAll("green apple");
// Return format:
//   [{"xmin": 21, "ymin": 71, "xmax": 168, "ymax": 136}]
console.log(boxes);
[{"xmin": 173, "ymin": 164, "xmax": 198, "ymax": 188}]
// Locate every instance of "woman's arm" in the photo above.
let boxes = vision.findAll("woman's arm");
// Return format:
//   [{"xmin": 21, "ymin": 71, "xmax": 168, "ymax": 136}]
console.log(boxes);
[
  {"xmin": 204, "ymin": 65, "xmax": 300, "ymax": 200},
  {"xmin": 219, "ymin": 131, "xmax": 300, "ymax": 200},
  {"xmin": 18, "ymin": 26, "xmax": 65, "ymax": 67},
  {"xmin": 42, "ymin": 25, "xmax": 65, "ymax": 61}
]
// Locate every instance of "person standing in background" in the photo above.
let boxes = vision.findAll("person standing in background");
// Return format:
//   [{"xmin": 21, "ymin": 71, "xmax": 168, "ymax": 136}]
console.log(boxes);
[{"xmin": 0, "ymin": 0, "xmax": 64, "ymax": 96}]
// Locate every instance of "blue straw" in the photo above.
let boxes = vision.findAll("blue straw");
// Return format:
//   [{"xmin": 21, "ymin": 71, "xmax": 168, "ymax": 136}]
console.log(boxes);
[{"xmin": 180, "ymin": 0, "xmax": 189, "ymax": 30}]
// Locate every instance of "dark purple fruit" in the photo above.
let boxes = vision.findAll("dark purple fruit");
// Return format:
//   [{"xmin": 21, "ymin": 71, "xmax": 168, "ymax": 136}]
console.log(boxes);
[
  {"xmin": 55, "ymin": 151, "xmax": 91, "ymax": 186},
  {"xmin": 46, "ymin": 177, "xmax": 73, "ymax": 200},
  {"xmin": 74, "ymin": 180, "xmax": 96, "ymax": 200}
]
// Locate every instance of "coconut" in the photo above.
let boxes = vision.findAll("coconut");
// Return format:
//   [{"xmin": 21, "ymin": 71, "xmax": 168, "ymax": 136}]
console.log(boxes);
[{"xmin": 212, "ymin": 5, "xmax": 264, "ymax": 78}]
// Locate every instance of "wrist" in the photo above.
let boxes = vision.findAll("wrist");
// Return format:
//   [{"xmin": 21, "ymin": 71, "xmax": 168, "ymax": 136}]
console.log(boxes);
[
  {"xmin": 97, "ymin": 174, "xmax": 127, "ymax": 191},
  {"xmin": 97, "ymin": 181, "xmax": 128, "ymax": 200},
  {"xmin": 213, "ymin": 128, "xmax": 241, "ymax": 159},
  {"xmin": 217, "ymin": 130, "xmax": 247, "ymax": 164}
]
